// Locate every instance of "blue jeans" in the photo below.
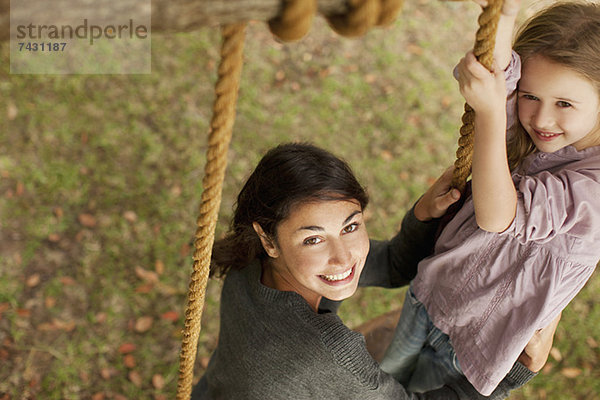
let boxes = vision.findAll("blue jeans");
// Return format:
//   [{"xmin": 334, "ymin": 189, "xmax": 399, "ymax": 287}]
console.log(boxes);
[{"xmin": 380, "ymin": 287, "xmax": 464, "ymax": 393}]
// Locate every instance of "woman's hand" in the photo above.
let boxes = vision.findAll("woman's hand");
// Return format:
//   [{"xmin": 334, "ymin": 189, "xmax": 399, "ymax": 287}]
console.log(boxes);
[
  {"xmin": 414, "ymin": 167, "xmax": 461, "ymax": 221},
  {"xmin": 518, "ymin": 313, "xmax": 562, "ymax": 372}
]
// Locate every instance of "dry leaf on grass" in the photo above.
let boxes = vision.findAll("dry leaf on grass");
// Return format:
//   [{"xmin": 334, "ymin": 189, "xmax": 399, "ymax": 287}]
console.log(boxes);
[
  {"xmin": 129, "ymin": 370, "xmax": 143, "ymax": 387},
  {"xmin": 123, "ymin": 354, "xmax": 136, "ymax": 368},
  {"xmin": 560, "ymin": 367, "xmax": 582, "ymax": 378},
  {"xmin": 152, "ymin": 374, "xmax": 165, "ymax": 389},
  {"xmin": 134, "ymin": 316, "xmax": 154, "ymax": 333},
  {"xmin": 78, "ymin": 213, "xmax": 97, "ymax": 227},
  {"xmin": 118, "ymin": 343, "xmax": 137, "ymax": 354}
]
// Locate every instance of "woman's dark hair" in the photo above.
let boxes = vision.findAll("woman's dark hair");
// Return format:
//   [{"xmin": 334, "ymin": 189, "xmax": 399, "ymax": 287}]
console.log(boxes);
[{"xmin": 210, "ymin": 142, "xmax": 369, "ymax": 277}]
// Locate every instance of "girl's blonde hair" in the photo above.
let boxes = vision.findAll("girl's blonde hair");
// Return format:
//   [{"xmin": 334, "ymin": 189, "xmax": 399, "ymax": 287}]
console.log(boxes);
[{"xmin": 508, "ymin": 1, "xmax": 600, "ymax": 170}]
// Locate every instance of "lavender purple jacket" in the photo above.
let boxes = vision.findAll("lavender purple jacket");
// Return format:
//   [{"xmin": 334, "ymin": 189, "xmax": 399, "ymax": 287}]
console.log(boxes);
[{"xmin": 412, "ymin": 52, "xmax": 600, "ymax": 395}]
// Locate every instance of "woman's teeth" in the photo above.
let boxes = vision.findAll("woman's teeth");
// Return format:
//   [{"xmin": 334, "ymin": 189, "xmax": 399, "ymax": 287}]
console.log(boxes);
[{"xmin": 321, "ymin": 268, "xmax": 352, "ymax": 282}]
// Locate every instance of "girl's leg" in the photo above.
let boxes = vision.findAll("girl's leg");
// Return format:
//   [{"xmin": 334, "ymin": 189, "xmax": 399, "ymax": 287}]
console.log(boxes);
[
  {"xmin": 379, "ymin": 288, "xmax": 431, "ymax": 384},
  {"xmin": 407, "ymin": 325, "xmax": 463, "ymax": 393}
]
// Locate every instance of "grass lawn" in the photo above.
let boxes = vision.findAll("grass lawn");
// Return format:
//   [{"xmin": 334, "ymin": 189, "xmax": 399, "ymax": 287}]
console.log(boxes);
[{"xmin": 1, "ymin": 0, "xmax": 599, "ymax": 398}]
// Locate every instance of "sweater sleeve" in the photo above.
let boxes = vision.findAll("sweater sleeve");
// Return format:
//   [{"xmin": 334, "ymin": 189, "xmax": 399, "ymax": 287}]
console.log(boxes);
[
  {"xmin": 359, "ymin": 206, "xmax": 440, "ymax": 288},
  {"xmin": 440, "ymin": 361, "xmax": 535, "ymax": 400}
]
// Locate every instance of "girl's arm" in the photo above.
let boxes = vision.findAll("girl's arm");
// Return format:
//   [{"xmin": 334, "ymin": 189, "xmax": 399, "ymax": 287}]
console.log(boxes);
[
  {"xmin": 494, "ymin": 0, "xmax": 520, "ymax": 69},
  {"xmin": 456, "ymin": 0, "xmax": 520, "ymax": 232}
]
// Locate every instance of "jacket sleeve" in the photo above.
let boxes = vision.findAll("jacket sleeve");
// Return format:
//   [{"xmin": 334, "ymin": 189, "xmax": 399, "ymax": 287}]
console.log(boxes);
[{"xmin": 359, "ymin": 206, "xmax": 440, "ymax": 288}]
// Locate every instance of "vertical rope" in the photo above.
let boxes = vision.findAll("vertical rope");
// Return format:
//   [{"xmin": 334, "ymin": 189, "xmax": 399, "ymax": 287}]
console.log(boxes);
[
  {"xmin": 451, "ymin": 0, "xmax": 504, "ymax": 191},
  {"xmin": 176, "ymin": 22, "xmax": 246, "ymax": 400}
]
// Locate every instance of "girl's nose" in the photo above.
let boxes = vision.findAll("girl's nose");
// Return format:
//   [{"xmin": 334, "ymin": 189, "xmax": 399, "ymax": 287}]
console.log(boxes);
[{"xmin": 532, "ymin": 103, "xmax": 554, "ymax": 129}]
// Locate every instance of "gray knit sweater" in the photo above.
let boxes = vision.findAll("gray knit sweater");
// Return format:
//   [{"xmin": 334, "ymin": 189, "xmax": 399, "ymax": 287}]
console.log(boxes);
[{"xmin": 192, "ymin": 209, "xmax": 534, "ymax": 399}]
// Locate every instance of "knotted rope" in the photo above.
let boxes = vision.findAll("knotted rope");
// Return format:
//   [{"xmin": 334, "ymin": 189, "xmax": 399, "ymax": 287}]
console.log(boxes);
[
  {"xmin": 176, "ymin": 23, "xmax": 246, "ymax": 400},
  {"xmin": 450, "ymin": 0, "xmax": 504, "ymax": 191},
  {"xmin": 326, "ymin": 0, "xmax": 404, "ymax": 37}
]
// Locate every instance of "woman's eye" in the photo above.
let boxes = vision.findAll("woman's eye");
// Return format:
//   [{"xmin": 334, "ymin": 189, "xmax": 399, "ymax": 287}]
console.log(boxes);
[
  {"xmin": 343, "ymin": 223, "xmax": 359, "ymax": 234},
  {"xmin": 557, "ymin": 101, "xmax": 572, "ymax": 108},
  {"xmin": 303, "ymin": 237, "xmax": 322, "ymax": 245}
]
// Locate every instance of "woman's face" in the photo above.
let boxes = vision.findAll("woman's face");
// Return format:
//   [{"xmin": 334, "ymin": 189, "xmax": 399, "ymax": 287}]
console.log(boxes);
[{"xmin": 259, "ymin": 198, "xmax": 370, "ymax": 310}]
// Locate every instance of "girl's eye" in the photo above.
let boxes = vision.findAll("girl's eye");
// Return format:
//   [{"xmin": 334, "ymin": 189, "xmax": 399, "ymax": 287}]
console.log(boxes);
[
  {"xmin": 342, "ymin": 223, "xmax": 359, "ymax": 234},
  {"xmin": 557, "ymin": 101, "xmax": 572, "ymax": 108},
  {"xmin": 521, "ymin": 94, "xmax": 539, "ymax": 101},
  {"xmin": 303, "ymin": 237, "xmax": 322, "ymax": 246}
]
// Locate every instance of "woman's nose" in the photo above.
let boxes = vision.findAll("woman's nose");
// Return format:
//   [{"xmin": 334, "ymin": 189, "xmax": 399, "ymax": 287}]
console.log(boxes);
[{"xmin": 329, "ymin": 239, "xmax": 352, "ymax": 266}]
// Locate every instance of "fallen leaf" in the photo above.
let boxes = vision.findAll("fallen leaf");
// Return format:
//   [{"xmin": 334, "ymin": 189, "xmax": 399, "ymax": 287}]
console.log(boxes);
[
  {"xmin": 364, "ymin": 74, "xmax": 376, "ymax": 83},
  {"xmin": 7, "ymin": 103, "xmax": 18, "ymax": 120},
  {"xmin": 92, "ymin": 393, "xmax": 106, "ymax": 400},
  {"xmin": 135, "ymin": 266, "xmax": 159, "ymax": 284},
  {"xmin": 79, "ymin": 371, "xmax": 90, "ymax": 383},
  {"xmin": 59, "ymin": 276, "xmax": 76, "ymax": 286},
  {"xmin": 155, "ymin": 260, "xmax": 165, "ymax": 275},
  {"xmin": 100, "ymin": 367, "xmax": 116, "ymax": 380},
  {"xmin": 114, "ymin": 394, "xmax": 128, "ymax": 400},
  {"xmin": 48, "ymin": 233, "xmax": 61, "ymax": 243},
  {"xmin": 134, "ymin": 316, "xmax": 153, "ymax": 333},
  {"xmin": 586, "ymin": 337, "xmax": 598, "ymax": 348},
  {"xmin": 45, "ymin": 297, "xmax": 56, "ymax": 309},
  {"xmin": 135, "ymin": 283, "xmax": 154, "ymax": 293},
  {"xmin": 53, "ymin": 207, "xmax": 64, "ymax": 218},
  {"xmin": 52, "ymin": 318, "xmax": 76, "ymax": 331},
  {"xmin": 123, "ymin": 210, "xmax": 137, "ymax": 222},
  {"xmin": 128, "ymin": 370, "xmax": 143, "ymax": 387},
  {"xmin": 550, "ymin": 347, "xmax": 562, "ymax": 362},
  {"xmin": 37, "ymin": 323, "xmax": 57, "ymax": 331},
  {"xmin": 380, "ymin": 150, "xmax": 393, "ymax": 161},
  {"xmin": 95, "ymin": 312, "xmax": 107, "ymax": 324},
  {"xmin": 152, "ymin": 374, "xmax": 165, "ymax": 389},
  {"xmin": 26, "ymin": 274, "xmax": 41, "ymax": 288},
  {"xmin": 16, "ymin": 308, "xmax": 31, "ymax": 317},
  {"xmin": 123, "ymin": 354, "xmax": 136, "ymax": 368},
  {"xmin": 118, "ymin": 343, "xmax": 137, "ymax": 354},
  {"xmin": 407, "ymin": 43, "xmax": 424, "ymax": 55},
  {"xmin": 161, "ymin": 311, "xmax": 179, "ymax": 322},
  {"xmin": 78, "ymin": 213, "xmax": 97, "ymax": 227},
  {"xmin": 16, "ymin": 182, "xmax": 24, "ymax": 196},
  {"xmin": 560, "ymin": 367, "xmax": 582, "ymax": 378}
]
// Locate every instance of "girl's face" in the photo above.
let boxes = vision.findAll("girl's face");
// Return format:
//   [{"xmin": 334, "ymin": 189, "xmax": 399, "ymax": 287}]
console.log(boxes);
[
  {"xmin": 258, "ymin": 198, "xmax": 369, "ymax": 311},
  {"xmin": 518, "ymin": 55, "xmax": 600, "ymax": 153}
]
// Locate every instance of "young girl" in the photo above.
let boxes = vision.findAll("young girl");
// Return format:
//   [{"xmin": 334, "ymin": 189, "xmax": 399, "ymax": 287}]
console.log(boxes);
[
  {"xmin": 191, "ymin": 143, "xmax": 540, "ymax": 399},
  {"xmin": 381, "ymin": 1, "xmax": 600, "ymax": 396}
]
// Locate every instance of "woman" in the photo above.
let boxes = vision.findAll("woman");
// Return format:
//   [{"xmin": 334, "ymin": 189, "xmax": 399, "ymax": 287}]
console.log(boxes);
[{"xmin": 192, "ymin": 143, "xmax": 547, "ymax": 399}]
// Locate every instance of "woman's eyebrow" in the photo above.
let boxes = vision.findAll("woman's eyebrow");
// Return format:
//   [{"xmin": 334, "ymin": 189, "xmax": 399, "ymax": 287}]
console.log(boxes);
[
  {"xmin": 297, "ymin": 210, "xmax": 362, "ymax": 232},
  {"xmin": 343, "ymin": 210, "xmax": 362, "ymax": 226}
]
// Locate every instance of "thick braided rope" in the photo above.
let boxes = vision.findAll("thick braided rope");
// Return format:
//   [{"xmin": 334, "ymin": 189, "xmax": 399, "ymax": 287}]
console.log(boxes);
[
  {"xmin": 326, "ymin": 0, "xmax": 404, "ymax": 37},
  {"xmin": 451, "ymin": 0, "xmax": 504, "ymax": 192},
  {"xmin": 176, "ymin": 23, "xmax": 246, "ymax": 400},
  {"xmin": 268, "ymin": 0, "xmax": 318, "ymax": 42}
]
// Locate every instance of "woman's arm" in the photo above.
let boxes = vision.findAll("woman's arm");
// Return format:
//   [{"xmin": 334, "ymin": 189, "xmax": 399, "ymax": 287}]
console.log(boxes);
[{"xmin": 360, "ymin": 168, "xmax": 461, "ymax": 287}]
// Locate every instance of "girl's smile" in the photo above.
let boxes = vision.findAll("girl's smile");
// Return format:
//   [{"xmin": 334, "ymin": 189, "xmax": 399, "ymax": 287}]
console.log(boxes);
[{"xmin": 517, "ymin": 55, "xmax": 600, "ymax": 153}]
